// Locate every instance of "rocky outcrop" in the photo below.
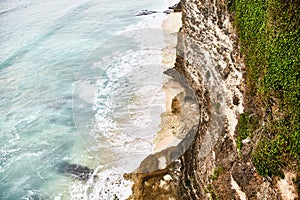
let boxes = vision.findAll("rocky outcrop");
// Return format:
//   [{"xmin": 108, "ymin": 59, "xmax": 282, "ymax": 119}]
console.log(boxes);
[
  {"xmin": 168, "ymin": 2, "xmax": 182, "ymax": 12},
  {"xmin": 125, "ymin": 68, "xmax": 200, "ymax": 199},
  {"xmin": 59, "ymin": 162, "xmax": 94, "ymax": 181},
  {"xmin": 136, "ymin": 10, "xmax": 158, "ymax": 16}
]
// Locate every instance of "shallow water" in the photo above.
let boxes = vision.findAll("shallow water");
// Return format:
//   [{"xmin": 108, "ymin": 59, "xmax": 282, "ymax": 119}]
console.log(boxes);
[{"xmin": 0, "ymin": 0, "xmax": 178, "ymax": 199}]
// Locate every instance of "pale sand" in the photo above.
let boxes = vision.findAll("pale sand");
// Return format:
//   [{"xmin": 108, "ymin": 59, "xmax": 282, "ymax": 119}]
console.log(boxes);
[
  {"xmin": 162, "ymin": 12, "xmax": 182, "ymax": 70},
  {"xmin": 153, "ymin": 12, "xmax": 183, "ymax": 152}
]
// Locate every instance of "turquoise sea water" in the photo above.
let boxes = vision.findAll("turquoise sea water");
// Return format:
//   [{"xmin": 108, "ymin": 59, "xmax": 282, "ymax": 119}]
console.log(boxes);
[{"xmin": 0, "ymin": 0, "xmax": 175, "ymax": 199}]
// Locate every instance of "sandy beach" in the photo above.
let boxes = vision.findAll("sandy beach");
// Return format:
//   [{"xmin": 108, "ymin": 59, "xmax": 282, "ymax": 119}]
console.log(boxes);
[
  {"xmin": 161, "ymin": 12, "xmax": 182, "ymax": 70},
  {"xmin": 153, "ymin": 12, "xmax": 184, "ymax": 152}
]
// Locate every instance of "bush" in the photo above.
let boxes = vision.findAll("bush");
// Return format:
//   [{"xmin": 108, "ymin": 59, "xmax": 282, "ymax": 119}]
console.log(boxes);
[{"xmin": 231, "ymin": 0, "xmax": 300, "ymax": 176}]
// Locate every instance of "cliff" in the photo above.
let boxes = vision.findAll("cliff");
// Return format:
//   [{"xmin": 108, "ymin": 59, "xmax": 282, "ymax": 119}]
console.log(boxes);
[{"xmin": 127, "ymin": 0, "xmax": 299, "ymax": 199}]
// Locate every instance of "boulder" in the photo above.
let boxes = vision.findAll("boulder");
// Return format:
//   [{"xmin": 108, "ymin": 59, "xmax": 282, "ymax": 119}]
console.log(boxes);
[
  {"xmin": 59, "ymin": 162, "xmax": 94, "ymax": 181},
  {"xmin": 136, "ymin": 10, "xmax": 157, "ymax": 16},
  {"xmin": 168, "ymin": 2, "xmax": 182, "ymax": 12},
  {"xmin": 163, "ymin": 10, "xmax": 172, "ymax": 14}
]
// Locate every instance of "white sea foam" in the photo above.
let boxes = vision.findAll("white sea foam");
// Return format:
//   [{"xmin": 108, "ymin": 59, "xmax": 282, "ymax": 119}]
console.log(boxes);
[
  {"xmin": 70, "ymin": 166, "xmax": 132, "ymax": 200},
  {"xmin": 0, "ymin": 0, "xmax": 178, "ymax": 199},
  {"xmin": 117, "ymin": 11, "xmax": 166, "ymax": 50},
  {"xmin": 75, "ymin": 9, "xmax": 170, "ymax": 199},
  {"xmin": 91, "ymin": 49, "xmax": 166, "ymax": 168}
]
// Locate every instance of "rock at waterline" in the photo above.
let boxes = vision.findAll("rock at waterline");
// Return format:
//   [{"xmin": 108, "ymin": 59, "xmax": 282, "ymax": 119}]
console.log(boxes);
[
  {"xmin": 58, "ymin": 161, "xmax": 94, "ymax": 181},
  {"xmin": 136, "ymin": 10, "xmax": 157, "ymax": 16},
  {"xmin": 168, "ymin": 2, "xmax": 182, "ymax": 12},
  {"xmin": 163, "ymin": 10, "xmax": 172, "ymax": 14}
]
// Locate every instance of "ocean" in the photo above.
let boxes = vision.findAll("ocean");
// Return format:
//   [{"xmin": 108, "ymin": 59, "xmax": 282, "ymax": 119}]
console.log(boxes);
[{"xmin": 0, "ymin": 0, "xmax": 178, "ymax": 199}]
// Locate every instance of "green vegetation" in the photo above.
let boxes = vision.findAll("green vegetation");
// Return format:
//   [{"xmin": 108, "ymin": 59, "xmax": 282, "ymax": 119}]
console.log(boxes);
[
  {"xmin": 293, "ymin": 175, "xmax": 300, "ymax": 192},
  {"xmin": 204, "ymin": 184, "xmax": 221, "ymax": 200},
  {"xmin": 229, "ymin": 0, "xmax": 299, "ymax": 177},
  {"xmin": 214, "ymin": 102, "xmax": 221, "ymax": 114},
  {"xmin": 237, "ymin": 113, "xmax": 258, "ymax": 150},
  {"xmin": 211, "ymin": 167, "xmax": 223, "ymax": 181}
]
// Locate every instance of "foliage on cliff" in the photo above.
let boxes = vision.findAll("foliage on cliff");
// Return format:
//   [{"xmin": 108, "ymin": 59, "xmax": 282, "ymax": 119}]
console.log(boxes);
[{"xmin": 229, "ymin": 0, "xmax": 299, "ymax": 177}]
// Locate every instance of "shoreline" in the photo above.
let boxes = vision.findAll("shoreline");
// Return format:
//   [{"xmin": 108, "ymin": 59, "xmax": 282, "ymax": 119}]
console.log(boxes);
[
  {"xmin": 124, "ymin": 9, "xmax": 201, "ymax": 199},
  {"xmin": 153, "ymin": 12, "xmax": 183, "ymax": 152}
]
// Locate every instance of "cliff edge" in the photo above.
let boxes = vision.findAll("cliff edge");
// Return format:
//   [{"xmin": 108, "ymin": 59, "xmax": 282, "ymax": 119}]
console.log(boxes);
[{"xmin": 127, "ymin": 0, "xmax": 299, "ymax": 199}]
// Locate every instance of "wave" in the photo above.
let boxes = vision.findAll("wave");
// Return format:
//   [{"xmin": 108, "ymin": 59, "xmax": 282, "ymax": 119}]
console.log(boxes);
[
  {"xmin": 72, "ymin": 9, "xmax": 168, "ymax": 198},
  {"xmin": 70, "ymin": 166, "xmax": 132, "ymax": 200}
]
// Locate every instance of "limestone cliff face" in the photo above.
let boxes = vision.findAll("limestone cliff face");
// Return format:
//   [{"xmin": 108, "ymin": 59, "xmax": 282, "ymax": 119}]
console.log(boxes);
[
  {"xmin": 176, "ymin": 0, "xmax": 292, "ymax": 199},
  {"xmin": 127, "ymin": 0, "xmax": 297, "ymax": 199},
  {"xmin": 175, "ymin": 0, "xmax": 290, "ymax": 199}
]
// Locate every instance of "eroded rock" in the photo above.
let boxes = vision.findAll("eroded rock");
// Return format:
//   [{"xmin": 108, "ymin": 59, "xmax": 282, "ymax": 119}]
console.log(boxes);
[
  {"xmin": 136, "ymin": 10, "xmax": 157, "ymax": 16},
  {"xmin": 58, "ymin": 161, "xmax": 94, "ymax": 181},
  {"xmin": 168, "ymin": 2, "xmax": 182, "ymax": 12}
]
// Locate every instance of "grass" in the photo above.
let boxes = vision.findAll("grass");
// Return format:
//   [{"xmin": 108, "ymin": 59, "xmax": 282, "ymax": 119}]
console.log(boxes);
[
  {"xmin": 237, "ymin": 113, "xmax": 258, "ymax": 150},
  {"xmin": 211, "ymin": 167, "xmax": 223, "ymax": 181},
  {"xmin": 229, "ymin": 0, "xmax": 300, "ymax": 177},
  {"xmin": 204, "ymin": 184, "xmax": 221, "ymax": 200}
]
